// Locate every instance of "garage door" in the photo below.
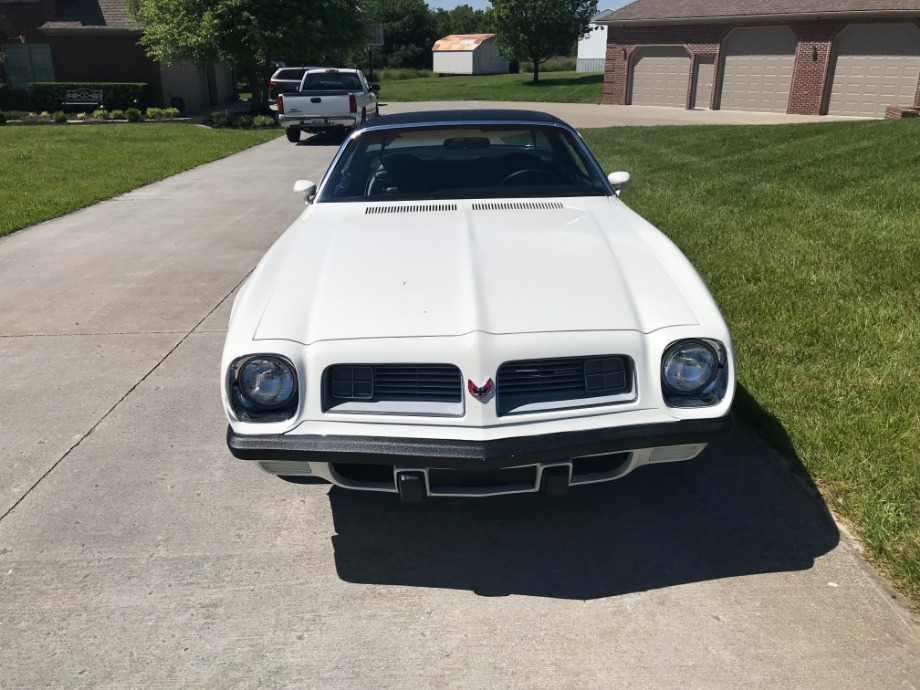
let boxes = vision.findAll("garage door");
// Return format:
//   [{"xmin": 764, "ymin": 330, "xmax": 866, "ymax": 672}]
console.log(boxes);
[
  {"xmin": 826, "ymin": 24, "xmax": 920, "ymax": 118},
  {"xmin": 629, "ymin": 47, "xmax": 690, "ymax": 108},
  {"xmin": 719, "ymin": 27, "xmax": 797, "ymax": 113}
]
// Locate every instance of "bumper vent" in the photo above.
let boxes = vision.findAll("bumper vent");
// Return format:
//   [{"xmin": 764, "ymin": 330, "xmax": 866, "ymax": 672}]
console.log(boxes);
[
  {"xmin": 324, "ymin": 364, "xmax": 463, "ymax": 416},
  {"xmin": 472, "ymin": 201, "xmax": 563, "ymax": 211},
  {"xmin": 496, "ymin": 355, "xmax": 634, "ymax": 416},
  {"xmin": 365, "ymin": 204, "xmax": 457, "ymax": 215}
]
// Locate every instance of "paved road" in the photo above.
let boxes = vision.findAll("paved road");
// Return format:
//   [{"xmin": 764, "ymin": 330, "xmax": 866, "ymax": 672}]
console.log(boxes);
[{"xmin": 1, "ymin": 127, "xmax": 918, "ymax": 688}]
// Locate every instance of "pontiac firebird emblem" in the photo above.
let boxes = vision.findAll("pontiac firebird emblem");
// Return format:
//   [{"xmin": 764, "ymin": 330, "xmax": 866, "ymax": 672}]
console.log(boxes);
[{"xmin": 468, "ymin": 378, "xmax": 493, "ymax": 400}]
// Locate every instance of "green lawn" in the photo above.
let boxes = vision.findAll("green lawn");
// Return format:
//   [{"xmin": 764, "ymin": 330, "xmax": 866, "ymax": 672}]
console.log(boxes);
[
  {"xmin": 583, "ymin": 120, "xmax": 920, "ymax": 603},
  {"xmin": 0, "ymin": 124, "xmax": 280, "ymax": 237},
  {"xmin": 379, "ymin": 71, "xmax": 604, "ymax": 104}
]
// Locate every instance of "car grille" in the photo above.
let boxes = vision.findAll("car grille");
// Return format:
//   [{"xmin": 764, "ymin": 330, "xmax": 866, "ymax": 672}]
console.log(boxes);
[
  {"xmin": 496, "ymin": 355, "xmax": 634, "ymax": 416},
  {"xmin": 373, "ymin": 364, "xmax": 462, "ymax": 401},
  {"xmin": 323, "ymin": 364, "xmax": 463, "ymax": 413}
]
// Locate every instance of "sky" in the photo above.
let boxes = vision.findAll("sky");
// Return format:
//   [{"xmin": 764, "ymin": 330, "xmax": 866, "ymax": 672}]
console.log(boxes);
[{"xmin": 426, "ymin": 0, "xmax": 632, "ymax": 13}]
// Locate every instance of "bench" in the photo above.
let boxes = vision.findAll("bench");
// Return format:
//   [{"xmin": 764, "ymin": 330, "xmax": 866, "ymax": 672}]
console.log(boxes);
[{"xmin": 62, "ymin": 88, "xmax": 103, "ymax": 111}]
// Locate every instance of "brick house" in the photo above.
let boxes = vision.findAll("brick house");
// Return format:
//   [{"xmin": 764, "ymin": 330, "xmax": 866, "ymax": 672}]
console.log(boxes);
[
  {"xmin": 0, "ymin": 0, "xmax": 234, "ymax": 112},
  {"xmin": 597, "ymin": 0, "xmax": 920, "ymax": 117}
]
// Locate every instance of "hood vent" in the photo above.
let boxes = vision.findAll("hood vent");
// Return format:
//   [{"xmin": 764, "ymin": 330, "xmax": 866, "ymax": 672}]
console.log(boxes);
[
  {"xmin": 365, "ymin": 203, "xmax": 458, "ymax": 215},
  {"xmin": 472, "ymin": 202, "xmax": 564, "ymax": 211}
]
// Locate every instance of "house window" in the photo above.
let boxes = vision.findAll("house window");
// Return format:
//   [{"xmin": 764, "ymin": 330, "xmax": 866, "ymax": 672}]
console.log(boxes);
[{"xmin": 1, "ymin": 44, "xmax": 55, "ymax": 90}]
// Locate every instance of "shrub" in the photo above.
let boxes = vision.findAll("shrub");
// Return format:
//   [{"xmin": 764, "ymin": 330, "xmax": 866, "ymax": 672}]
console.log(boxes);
[
  {"xmin": 76, "ymin": 112, "xmax": 86, "ymax": 120},
  {"xmin": 27, "ymin": 82, "xmax": 150, "ymax": 112},
  {"xmin": 142, "ymin": 106, "xmax": 180, "ymax": 121},
  {"xmin": 110, "ymin": 109, "xmax": 126, "ymax": 120},
  {"xmin": 0, "ymin": 111, "xmax": 6, "ymax": 125},
  {"xmin": 209, "ymin": 110, "xmax": 234, "ymax": 128},
  {"xmin": 39, "ymin": 111, "xmax": 50, "ymax": 118},
  {"xmin": 252, "ymin": 114, "xmax": 275, "ymax": 127},
  {"xmin": 208, "ymin": 110, "xmax": 263, "ymax": 128},
  {"xmin": 125, "ymin": 108, "xmax": 142, "ymax": 122},
  {"xmin": 53, "ymin": 111, "xmax": 67, "ymax": 124},
  {"xmin": 92, "ymin": 109, "xmax": 109, "ymax": 120}
]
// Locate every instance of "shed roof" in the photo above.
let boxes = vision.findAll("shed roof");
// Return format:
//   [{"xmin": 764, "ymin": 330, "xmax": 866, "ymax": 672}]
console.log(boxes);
[
  {"xmin": 432, "ymin": 34, "xmax": 495, "ymax": 52},
  {"xmin": 597, "ymin": 0, "xmax": 920, "ymax": 24}
]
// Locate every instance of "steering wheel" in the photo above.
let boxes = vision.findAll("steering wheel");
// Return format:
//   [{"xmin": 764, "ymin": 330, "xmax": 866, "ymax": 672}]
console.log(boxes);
[{"xmin": 499, "ymin": 168, "xmax": 561, "ymax": 187}]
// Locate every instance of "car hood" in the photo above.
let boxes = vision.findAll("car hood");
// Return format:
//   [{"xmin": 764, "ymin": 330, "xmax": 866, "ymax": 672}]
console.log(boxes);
[{"xmin": 251, "ymin": 199, "xmax": 698, "ymax": 344}]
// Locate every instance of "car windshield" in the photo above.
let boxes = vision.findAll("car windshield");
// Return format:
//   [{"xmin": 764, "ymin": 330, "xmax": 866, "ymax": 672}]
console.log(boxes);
[
  {"xmin": 276, "ymin": 69, "xmax": 306, "ymax": 80},
  {"xmin": 302, "ymin": 72, "xmax": 363, "ymax": 90},
  {"xmin": 318, "ymin": 123, "xmax": 611, "ymax": 202}
]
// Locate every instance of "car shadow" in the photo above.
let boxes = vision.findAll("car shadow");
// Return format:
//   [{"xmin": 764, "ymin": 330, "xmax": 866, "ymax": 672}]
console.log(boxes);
[
  {"xmin": 296, "ymin": 131, "xmax": 348, "ymax": 147},
  {"xmin": 328, "ymin": 390, "xmax": 839, "ymax": 600}
]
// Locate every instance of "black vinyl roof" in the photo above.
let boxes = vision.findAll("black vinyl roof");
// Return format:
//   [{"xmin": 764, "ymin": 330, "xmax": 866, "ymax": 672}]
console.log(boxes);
[{"xmin": 355, "ymin": 109, "xmax": 569, "ymax": 131}]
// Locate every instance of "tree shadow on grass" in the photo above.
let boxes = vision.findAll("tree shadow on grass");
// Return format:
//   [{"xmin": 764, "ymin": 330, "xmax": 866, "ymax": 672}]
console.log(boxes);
[
  {"xmin": 522, "ymin": 74, "xmax": 604, "ymax": 88},
  {"xmin": 329, "ymin": 386, "xmax": 838, "ymax": 599}
]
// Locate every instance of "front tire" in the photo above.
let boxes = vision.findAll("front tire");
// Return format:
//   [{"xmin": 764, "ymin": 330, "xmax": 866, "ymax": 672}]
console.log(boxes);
[{"xmin": 285, "ymin": 128, "xmax": 301, "ymax": 143}]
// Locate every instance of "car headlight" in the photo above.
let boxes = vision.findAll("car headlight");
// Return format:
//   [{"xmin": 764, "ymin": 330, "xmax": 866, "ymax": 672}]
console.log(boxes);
[
  {"xmin": 661, "ymin": 340, "xmax": 727, "ymax": 407},
  {"xmin": 228, "ymin": 355, "xmax": 298, "ymax": 422}
]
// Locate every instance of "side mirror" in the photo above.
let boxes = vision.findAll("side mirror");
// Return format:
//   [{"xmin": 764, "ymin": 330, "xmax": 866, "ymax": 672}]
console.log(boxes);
[
  {"xmin": 607, "ymin": 171, "xmax": 631, "ymax": 197},
  {"xmin": 369, "ymin": 83, "xmax": 381, "ymax": 94},
  {"xmin": 293, "ymin": 179, "xmax": 317, "ymax": 205}
]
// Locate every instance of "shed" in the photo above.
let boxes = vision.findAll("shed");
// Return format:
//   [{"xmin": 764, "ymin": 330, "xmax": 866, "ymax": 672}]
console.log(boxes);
[
  {"xmin": 432, "ymin": 34, "xmax": 509, "ymax": 75},
  {"xmin": 596, "ymin": 0, "xmax": 920, "ymax": 118}
]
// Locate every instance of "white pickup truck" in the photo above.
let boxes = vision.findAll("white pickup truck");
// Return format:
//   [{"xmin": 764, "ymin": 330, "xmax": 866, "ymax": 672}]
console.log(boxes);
[{"xmin": 277, "ymin": 68, "xmax": 380, "ymax": 142}]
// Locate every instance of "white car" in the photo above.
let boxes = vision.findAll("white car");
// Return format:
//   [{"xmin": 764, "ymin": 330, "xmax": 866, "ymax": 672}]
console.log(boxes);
[{"xmin": 222, "ymin": 110, "xmax": 735, "ymax": 501}]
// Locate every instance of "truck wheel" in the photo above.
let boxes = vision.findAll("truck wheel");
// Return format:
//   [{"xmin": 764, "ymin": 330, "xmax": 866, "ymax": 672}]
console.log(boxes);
[
  {"xmin": 361, "ymin": 108, "xmax": 367, "ymax": 124},
  {"xmin": 286, "ymin": 128, "xmax": 301, "ymax": 143}
]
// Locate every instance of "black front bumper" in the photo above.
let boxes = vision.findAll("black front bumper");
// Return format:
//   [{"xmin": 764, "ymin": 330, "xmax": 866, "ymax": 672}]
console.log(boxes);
[{"xmin": 227, "ymin": 414, "xmax": 733, "ymax": 471}]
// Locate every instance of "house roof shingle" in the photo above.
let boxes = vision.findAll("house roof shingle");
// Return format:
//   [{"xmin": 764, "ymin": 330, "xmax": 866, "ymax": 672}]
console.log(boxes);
[
  {"xmin": 597, "ymin": 0, "xmax": 920, "ymax": 23},
  {"xmin": 41, "ymin": 0, "xmax": 140, "ymax": 32}
]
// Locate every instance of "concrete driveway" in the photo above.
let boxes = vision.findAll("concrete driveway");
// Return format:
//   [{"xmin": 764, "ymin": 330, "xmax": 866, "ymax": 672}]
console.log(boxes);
[
  {"xmin": 1, "ymin": 131, "xmax": 918, "ymax": 688},
  {"xmin": 380, "ymin": 100, "xmax": 859, "ymax": 127}
]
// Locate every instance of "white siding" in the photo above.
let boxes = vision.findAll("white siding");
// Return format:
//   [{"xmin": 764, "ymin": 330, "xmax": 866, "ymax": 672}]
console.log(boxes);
[
  {"xmin": 483, "ymin": 40, "xmax": 509, "ymax": 74},
  {"xmin": 577, "ymin": 58, "xmax": 606, "ymax": 73},
  {"xmin": 433, "ymin": 51, "xmax": 474, "ymax": 75},
  {"xmin": 578, "ymin": 24, "xmax": 608, "ymax": 62}
]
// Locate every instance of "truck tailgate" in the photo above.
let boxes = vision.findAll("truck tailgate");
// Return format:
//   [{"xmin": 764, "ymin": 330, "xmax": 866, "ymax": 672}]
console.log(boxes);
[{"xmin": 282, "ymin": 92, "xmax": 353, "ymax": 118}]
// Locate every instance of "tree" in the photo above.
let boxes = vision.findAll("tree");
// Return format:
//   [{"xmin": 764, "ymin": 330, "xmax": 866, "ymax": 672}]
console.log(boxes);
[
  {"xmin": 449, "ymin": 5, "xmax": 492, "ymax": 34},
  {"xmin": 366, "ymin": 0, "xmax": 435, "ymax": 70},
  {"xmin": 492, "ymin": 0, "xmax": 596, "ymax": 82},
  {"xmin": 127, "ymin": 0, "xmax": 366, "ymax": 111},
  {"xmin": 431, "ymin": 5, "xmax": 495, "ymax": 40}
]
